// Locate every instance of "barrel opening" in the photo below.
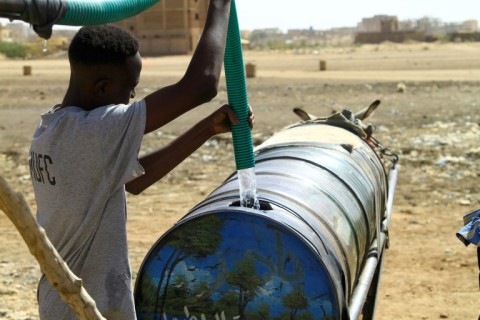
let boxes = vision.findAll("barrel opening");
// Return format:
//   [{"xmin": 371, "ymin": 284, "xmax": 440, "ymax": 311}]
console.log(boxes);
[{"xmin": 229, "ymin": 199, "xmax": 274, "ymax": 211}]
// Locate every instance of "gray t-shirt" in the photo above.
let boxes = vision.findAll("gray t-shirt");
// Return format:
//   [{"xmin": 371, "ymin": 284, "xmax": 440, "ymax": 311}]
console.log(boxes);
[{"xmin": 30, "ymin": 101, "xmax": 146, "ymax": 319}]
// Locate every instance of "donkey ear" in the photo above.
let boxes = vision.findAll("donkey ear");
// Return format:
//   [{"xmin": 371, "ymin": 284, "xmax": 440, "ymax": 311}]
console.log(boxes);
[
  {"xmin": 355, "ymin": 100, "xmax": 381, "ymax": 120},
  {"xmin": 293, "ymin": 107, "xmax": 316, "ymax": 121}
]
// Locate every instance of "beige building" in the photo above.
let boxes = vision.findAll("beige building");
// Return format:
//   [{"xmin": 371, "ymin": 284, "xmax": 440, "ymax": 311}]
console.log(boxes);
[
  {"xmin": 115, "ymin": 0, "xmax": 209, "ymax": 56},
  {"xmin": 0, "ymin": 24, "xmax": 13, "ymax": 42},
  {"xmin": 358, "ymin": 15, "xmax": 399, "ymax": 33},
  {"xmin": 461, "ymin": 20, "xmax": 478, "ymax": 32}
]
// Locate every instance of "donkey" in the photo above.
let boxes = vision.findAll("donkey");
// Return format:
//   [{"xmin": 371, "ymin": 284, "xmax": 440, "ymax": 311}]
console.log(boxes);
[{"xmin": 292, "ymin": 99, "xmax": 381, "ymax": 139}]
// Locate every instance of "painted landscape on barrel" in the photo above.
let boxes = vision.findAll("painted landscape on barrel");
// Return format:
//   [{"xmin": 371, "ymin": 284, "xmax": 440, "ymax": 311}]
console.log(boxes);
[{"xmin": 136, "ymin": 213, "xmax": 337, "ymax": 320}]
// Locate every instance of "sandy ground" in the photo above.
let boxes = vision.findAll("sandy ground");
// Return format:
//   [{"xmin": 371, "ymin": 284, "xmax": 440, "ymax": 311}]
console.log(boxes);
[{"xmin": 0, "ymin": 41, "xmax": 479, "ymax": 319}]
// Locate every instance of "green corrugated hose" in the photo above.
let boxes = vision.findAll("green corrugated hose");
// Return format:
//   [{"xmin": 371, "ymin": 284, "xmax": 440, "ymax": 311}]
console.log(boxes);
[
  {"xmin": 224, "ymin": 0, "xmax": 255, "ymax": 170},
  {"xmin": 58, "ymin": 0, "xmax": 159, "ymax": 26}
]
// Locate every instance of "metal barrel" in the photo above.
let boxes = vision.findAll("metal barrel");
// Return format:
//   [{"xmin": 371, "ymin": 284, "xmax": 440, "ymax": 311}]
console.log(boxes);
[{"xmin": 135, "ymin": 122, "xmax": 389, "ymax": 320}]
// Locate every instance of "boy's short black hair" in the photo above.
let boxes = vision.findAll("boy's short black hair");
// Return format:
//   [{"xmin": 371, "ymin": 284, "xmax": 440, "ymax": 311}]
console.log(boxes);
[{"xmin": 69, "ymin": 24, "xmax": 139, "ymax": 66}]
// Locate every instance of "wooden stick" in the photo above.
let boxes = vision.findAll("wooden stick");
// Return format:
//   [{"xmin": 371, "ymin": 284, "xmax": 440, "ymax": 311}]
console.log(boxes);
[{"xmin": 0, "ymin": 176, "xmax": 106, "ymax": 320}]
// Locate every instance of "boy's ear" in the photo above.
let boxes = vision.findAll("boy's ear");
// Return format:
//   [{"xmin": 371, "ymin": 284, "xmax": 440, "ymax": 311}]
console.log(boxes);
[{"xmin": 94, "ymin": 78, "xmax": 109, "ymax": 95}]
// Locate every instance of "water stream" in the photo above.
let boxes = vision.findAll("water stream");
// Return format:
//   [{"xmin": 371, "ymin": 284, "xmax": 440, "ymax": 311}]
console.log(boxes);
[{"xmin": 237, "ymin": 167, "xmax": 260, "ymax": 209}]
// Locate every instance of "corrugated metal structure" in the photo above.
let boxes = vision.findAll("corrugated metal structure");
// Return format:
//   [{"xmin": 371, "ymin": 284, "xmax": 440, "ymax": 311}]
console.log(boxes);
[{"xmin": 115, "ymin": 0, "xmax": 209, "ymax": 56}]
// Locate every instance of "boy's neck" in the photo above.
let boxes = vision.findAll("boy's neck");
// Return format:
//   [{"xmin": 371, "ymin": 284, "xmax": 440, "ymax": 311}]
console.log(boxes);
[{"xmin": 62, "ymin": 85, "xmax": 96, "ymax": 111}]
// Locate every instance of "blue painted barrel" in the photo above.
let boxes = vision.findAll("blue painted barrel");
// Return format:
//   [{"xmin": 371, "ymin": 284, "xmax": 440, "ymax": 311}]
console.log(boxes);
[{"xmin": 134, "ymin": 122, "xmax": 388, "ymax": 320}]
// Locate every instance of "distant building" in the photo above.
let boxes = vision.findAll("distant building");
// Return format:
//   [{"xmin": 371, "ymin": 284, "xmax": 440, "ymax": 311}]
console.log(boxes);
[
  {"xmin": 415, "ymin": 17, "xmax": 443, "ymax": 34},
  {"xmin": 380, "ymin": 17, "xmax": 399, "ymax": 33},
  {"xmin": 115, "ymin": 0, "xmax": 209, "ymax": 56},
  {"xmin": 258, "ymin": 28, "xmax": 283, "ymax": 36},
  {"xmin": 355, "ymin": 15, "xmax": 428, "ymax": 44},
  {"xmin": 0, "ymin": 24, "xmax": 13, "ymax": 42},
  {"xmin": 461, "ymin": 20, "xmax": 478, "ymax": 32},
  {"xmin": 287, "ymin": 29, "xmax": 314, "ymax": 37},
  {"xmin": 249, "ymin": 28, "xmax": 286, "ymax": 46},
  {"xmin": 357, "ymin": 15, "xmax": 397, "ymax": 32},
  {"xmin": 7, "ymin": 22, "xmax": 34, "ymax": 42},
  {"xmin": 445, "ymin": 19, "xmax": 480, "ymax": 41},
  {"xmin": 1, "ymin": 22, "xmax": 42, "ymax": 43}
]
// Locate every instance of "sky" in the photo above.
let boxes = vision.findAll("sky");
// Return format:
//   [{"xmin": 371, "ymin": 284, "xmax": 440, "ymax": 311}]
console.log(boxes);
[
  {"xmin": 0, "ymin": 0, "xmax": 479, "ymax": 31},
  {"xmin": 234, "ymin": 0, "xmax": 480, "ymax": 31}
]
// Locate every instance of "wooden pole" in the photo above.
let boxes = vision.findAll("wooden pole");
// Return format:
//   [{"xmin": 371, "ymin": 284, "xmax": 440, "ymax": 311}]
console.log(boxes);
[{"xmin": 0, "ymin": 176, "xmax": 106, "ymax": 320}]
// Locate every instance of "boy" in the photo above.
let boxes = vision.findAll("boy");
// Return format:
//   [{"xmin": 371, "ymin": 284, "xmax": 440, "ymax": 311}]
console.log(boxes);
[{"xmin": 29, "ymin": 0, "xmax": 253, "ymax": 318}]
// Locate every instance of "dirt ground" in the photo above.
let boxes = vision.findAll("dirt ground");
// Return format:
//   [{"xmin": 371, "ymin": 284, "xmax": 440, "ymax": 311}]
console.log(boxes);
[{"xmin": 0, "ymin": 42, "xmax": 479, "ymax": 319}]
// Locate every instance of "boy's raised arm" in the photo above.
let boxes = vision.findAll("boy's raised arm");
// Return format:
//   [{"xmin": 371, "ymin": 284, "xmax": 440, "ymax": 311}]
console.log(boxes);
[{"xmin": 143, "ymin": 0, "xmax": 232, "ymax": 134}]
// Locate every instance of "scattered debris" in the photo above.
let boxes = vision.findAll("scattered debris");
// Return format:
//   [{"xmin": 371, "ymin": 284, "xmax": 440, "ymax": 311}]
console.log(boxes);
[{"xmin": 396, "ymin": 82, "xmax": 407, "ymax": 93}]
